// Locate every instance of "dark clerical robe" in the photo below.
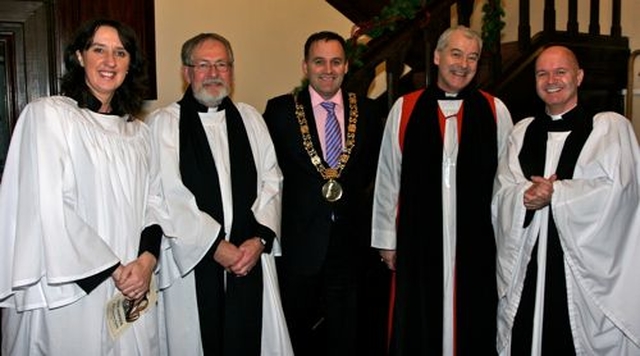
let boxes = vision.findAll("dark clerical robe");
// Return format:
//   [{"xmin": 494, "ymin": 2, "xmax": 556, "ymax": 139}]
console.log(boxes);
[{"xmin": 372, "ymin": 86, "xmax": 513, "ymax": 355}]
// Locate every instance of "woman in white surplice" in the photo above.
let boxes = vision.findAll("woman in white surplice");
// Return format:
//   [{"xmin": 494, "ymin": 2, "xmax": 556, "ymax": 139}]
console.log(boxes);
[{"xmin": 0, "ymin": 19, "xmax": 168, "ymax": 355}]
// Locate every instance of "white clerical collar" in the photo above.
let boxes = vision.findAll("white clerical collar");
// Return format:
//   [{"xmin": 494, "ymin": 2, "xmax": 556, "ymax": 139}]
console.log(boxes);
[{"xmin": 547, "ymin": 104, "xmax": 577, "ymax": 121}]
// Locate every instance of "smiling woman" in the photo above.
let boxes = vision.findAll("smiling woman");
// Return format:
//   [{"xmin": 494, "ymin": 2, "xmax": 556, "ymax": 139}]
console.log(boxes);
[
  {"xmin": 0, "ymin": 19, "xmax": 167, "ymax": 356},
  {"xmin": 75, "ymin": 26, "xmax": 132, "ymax": 112},
  {"xmin": 0, "ymin": 1, "xmax": 158, "ymax": 180},
  {"xmin": 60, "ymin": 19, "xmax": 148, "ymax": 117}
]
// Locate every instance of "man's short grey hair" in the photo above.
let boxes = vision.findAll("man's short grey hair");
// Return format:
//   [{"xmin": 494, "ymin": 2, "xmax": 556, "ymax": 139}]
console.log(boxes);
[
  {"xmin": 436, "ymin": 25, "xmax": 483, "ymax": 53},
  {"xmin": 181, "ymin": 33, "xmax": 234, "ymax": 65}
]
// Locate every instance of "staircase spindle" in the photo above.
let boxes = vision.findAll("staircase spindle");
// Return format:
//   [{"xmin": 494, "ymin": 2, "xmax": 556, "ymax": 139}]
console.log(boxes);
[
  {"xmin": 589, "ymin": 0, "xmax": 600, "ymax": 35},
  {"xmin": 518, "ymin": 0, "xmax": 531, "ymax": 50},
  {"xmin": 612, "ymin": 0, "xmax": 622, "ymax": 37},
  {"xmin": 543, "ymin": 0, "xmax": 556, "ymax": 33},
  {"xmin": 568, "ymin": 0, "xmax": 578, "ymax": 35}
]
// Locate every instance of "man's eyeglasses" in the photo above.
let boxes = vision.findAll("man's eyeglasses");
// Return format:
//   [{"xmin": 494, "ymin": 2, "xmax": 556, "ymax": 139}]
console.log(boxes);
[{"xmin": 186, "ymin": 61, "xmax": 232, "ymax": 73}]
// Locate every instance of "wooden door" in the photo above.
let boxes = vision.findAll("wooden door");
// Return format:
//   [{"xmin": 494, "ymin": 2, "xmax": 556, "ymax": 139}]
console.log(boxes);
[{"xmin": 0, "ymin": 0, "xmax": 54, "ymax": 176}]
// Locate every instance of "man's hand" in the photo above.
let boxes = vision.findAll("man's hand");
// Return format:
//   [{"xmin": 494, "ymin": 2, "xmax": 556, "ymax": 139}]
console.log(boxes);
[
  {"xmin": 213, "ymin": 239, "xmax": 244, "ymax": 273},
  {"xmin": 229, "ymin": 238, "xmax": 264, "ymax": 277},
  {"xmin": 379, "ymin": 249, "xmax": 397, "ymax": 271},
  {"xmin": 523, "ymin": 174, "xmax": 557, "ymax": 210}
]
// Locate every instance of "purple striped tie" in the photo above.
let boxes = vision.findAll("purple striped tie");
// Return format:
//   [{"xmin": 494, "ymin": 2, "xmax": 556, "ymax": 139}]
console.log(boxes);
[{"xmin": 321, "ymin": 101, "xmax": 341, "ymax": 167}]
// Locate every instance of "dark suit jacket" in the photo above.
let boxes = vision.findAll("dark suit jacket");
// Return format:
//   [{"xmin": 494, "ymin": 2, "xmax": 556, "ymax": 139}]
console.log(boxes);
[{"xmin": 263, "ymin": 88, "xmax": 383, "ymax": 275}]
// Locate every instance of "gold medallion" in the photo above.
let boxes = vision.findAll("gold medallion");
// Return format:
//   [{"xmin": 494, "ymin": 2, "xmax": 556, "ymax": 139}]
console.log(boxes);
[{"xmin": 322, "ymin": 179, "xmax": 343, "ymax": 202}]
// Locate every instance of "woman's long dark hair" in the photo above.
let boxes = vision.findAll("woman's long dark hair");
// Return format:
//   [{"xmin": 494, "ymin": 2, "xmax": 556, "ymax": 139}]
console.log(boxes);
[{"xmin": 60, "ymin": 18, "xmax": 148, "ymax": 116}]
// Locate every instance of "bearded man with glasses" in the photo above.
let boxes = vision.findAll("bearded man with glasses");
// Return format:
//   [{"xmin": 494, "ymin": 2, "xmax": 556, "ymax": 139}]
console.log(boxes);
[{"xmin": 146, "ymin": 32, "xmax": 292, "ymax": 356}]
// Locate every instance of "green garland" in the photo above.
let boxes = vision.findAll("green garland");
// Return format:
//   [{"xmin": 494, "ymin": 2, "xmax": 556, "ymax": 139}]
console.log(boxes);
[
  {"xmin": 345, "ymin": 0, "xmax": 506, "ymax": 66},
  {"xmin": 481, "ymin": 0, "xmax": 505, "ymax": 53},
  {"xmin": 346, "ymin": 0, "xmax": 426, "ymax": 69}
]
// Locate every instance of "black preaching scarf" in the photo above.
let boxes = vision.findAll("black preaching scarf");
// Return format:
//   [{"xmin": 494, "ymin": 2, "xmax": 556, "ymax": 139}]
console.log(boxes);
[
  {"xmin": 178, "ymin": 87, "xmax": 263, "ymax": 356},
  {"xmin": 511, "ymin": 105, "xmax": 592, "ymax": 355},
  {"xmin": 391, "ymin": 86, "xmax": 498, "ymax": 355}
]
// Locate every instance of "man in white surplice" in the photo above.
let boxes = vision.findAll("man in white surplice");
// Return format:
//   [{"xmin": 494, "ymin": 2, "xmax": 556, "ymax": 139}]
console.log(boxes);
[
  {"xmin": 146, "ymin": 33, "xmax": 292, "ymax": 356},
  {"xmin": 373, "ymin": 25, "xmax": 513, "ymax": 355},
  {"xmin": 492, "ymin": 45, "xmax": 640, "ymax": 355}
]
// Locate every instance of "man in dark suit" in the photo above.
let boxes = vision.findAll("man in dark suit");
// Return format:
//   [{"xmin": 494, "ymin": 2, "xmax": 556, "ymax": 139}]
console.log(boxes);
[{"xmin": 263, "ymin": 31, "xmax": 385, "ymax": 356}]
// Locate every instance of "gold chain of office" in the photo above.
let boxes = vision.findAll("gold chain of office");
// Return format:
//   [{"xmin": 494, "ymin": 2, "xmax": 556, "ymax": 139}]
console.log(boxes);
[{"xmin": 293, "ymin": 92, "xmax": 359, "ymax": 181}]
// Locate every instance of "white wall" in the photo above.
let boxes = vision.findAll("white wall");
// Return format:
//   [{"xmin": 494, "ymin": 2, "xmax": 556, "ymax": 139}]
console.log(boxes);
[
  {"xmin": 148, "ymin": 0, "xmax": 640, "ymax": 137},
  {"xmin": 147, "ymin": 0, "xmax": 353, "ymax": 115}
]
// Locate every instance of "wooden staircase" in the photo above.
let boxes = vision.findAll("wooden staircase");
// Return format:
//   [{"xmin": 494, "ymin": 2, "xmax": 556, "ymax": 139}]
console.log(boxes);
[{"xmin": 327, "ymin": 0, "xmax": 630, "ymax": 122}]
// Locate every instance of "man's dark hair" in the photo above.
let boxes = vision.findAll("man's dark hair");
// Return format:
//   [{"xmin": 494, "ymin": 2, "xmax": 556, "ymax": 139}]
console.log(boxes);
[{"xmin": 303, "ymin": 31, "xmax": 346, "ymax": 60}]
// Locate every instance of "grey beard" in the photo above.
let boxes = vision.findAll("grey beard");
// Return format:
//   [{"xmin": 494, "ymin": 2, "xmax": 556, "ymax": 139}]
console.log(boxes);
[{"xmin": 194, "ymin": 86, "xmax": 228, "ymax": 108}]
